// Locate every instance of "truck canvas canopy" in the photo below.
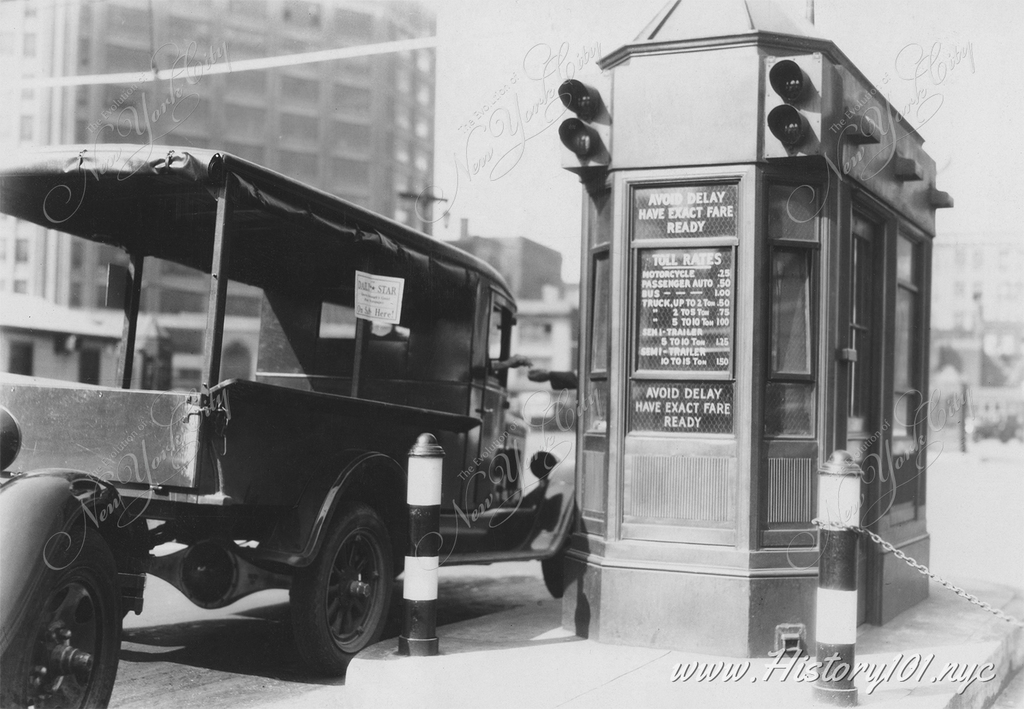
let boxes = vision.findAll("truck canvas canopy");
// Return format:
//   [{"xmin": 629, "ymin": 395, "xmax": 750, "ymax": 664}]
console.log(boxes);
[{"xmin": 0, "ymin": 145, "xmax": 511, "ymax": 319}]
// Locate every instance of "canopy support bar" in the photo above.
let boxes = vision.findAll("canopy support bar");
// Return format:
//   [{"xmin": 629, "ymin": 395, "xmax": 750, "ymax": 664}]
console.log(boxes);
[{"xmin": 202, "ymin": 173, "xmax": 235, "ymax": 398}]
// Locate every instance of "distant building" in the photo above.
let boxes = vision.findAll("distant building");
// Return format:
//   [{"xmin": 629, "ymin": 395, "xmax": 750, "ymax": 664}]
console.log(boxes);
[
  {"xmin": 0, "ymin": 293, "xmax": 122, "ymax": 385},
  {"xmin": 1, "ymin": 0, "xmax": 435, "ymax": 389},
  {"xmin": 448, "ymin": 220, "xmax": 564, "ymax": 301},
  {"xmin": 930, "ymin": 234, "xmax": 1024, "ymax": 388},
  {"xmin": 508, "ymin": 286, "xmax": 579, "ymax": 409}
]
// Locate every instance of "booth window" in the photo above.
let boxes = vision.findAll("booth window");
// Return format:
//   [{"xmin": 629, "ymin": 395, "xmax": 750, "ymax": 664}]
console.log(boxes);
[
  {"xmin": 765, "ymin": 183, "xmax": 818, "ymax": 438},
  {"xmin": 588, "ymin": 186, "xmax": 612, "ymax": 248},
  {"xmin": 767, "ymin": 184, "xmax": 818, "ymax": 242},
  {"xmin": 848, "ymin": 228, "xmax": 873, "ymax": 433},
  {"xmin": 586, "ymin": 251, "xmax": 610, "ymax": 432},
  {"xmin": 584, "ymin": 182, "xmax": 611, "ymax": 433},
  {"xmin": 892, "ymin": 234, "xmax": 921, "ymax": 453},
  {"xmin": 770, "ymin": 249, "xmax": 811, "ymax": 375}
]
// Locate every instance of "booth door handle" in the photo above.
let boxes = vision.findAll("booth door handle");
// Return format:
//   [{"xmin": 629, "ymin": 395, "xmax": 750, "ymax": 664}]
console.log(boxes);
[
  {"xmin": 477, "ymin": 407, "xmax": 494, "ymax": 415},
  {"xmin": 836, "ymin": 348, "xmax": 858, "ymax": 362}
]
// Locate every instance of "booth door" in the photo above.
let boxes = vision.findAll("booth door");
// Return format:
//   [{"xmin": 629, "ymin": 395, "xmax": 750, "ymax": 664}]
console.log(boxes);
[{"xmin": 844, "ymin": 213, "xmax": 882, "ymax": 626}]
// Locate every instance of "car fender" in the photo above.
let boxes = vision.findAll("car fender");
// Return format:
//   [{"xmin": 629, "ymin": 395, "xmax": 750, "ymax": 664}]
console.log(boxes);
[
  {"xmin": 499, "ymin": 440, "xmax": 576, "ymax": 560},
  {"xmin": 0, "ymin": 470, "xmax": 137, "ymax": 654},
  {"xmin": 534, "ymin": 444, "xmax": 577, "ymax": 557}
]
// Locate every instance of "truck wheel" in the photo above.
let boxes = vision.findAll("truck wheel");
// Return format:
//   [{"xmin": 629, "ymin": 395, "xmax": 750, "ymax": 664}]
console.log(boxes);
[
  {"xmin": 0, "ymin": 530, "xmax": 122, "ymax": 709},
  {"xmin": 290, "ymin": 503, "xmax": 394, "ymax": 675}
]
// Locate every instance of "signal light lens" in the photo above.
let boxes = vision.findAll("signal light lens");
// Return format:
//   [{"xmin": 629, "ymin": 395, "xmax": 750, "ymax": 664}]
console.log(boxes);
[
  {"xmin": 559, "ymin": 118, "xmax": 594, "ymax": 158},
  {"xmin": 559, "ymin": 79, "xmax": 599, "ymax": 121},
  {"xmin": 767, "ymin": 105, "xmax": 810, "ymax": 147},
  {"xmin": 769, "ymin": 60, "xmax": 808, "ymax": 103}
]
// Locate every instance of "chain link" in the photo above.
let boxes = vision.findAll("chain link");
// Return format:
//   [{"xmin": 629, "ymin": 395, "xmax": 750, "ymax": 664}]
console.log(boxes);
[{"xmin": 812, "ymin": 519, "xmax": 1024, "ymax": 628}]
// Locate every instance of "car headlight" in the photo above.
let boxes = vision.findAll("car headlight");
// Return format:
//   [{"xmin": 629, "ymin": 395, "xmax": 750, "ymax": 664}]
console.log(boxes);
[{"xmin": 0, "ymin": 406, "xmax": 22, "ymax": 471}]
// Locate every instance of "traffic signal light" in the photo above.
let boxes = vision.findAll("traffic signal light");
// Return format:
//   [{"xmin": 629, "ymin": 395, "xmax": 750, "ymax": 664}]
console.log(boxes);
[
  {"xmin": 763, "ymin": 54, "xmax": 823, "ymax": 158},
  {"xmin": 558, "ymin": 77, "xmax": 610, "ymax": 176}
]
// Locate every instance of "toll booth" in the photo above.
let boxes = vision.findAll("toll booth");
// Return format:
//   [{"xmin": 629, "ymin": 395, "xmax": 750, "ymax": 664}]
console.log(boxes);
[{"xmin": 560, "ymin": 2, "xmax": 952, "ymax": 657}]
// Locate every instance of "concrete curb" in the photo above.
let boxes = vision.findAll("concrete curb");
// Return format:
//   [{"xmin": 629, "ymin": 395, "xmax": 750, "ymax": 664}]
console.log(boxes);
[{"xmin": 262, "ymin": 579, "xmax": 1023, "ymax": 708}]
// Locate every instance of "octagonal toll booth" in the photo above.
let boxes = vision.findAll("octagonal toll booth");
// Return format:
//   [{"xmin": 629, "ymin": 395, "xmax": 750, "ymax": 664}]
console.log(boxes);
[{"xmin": 562, "ymin": 1, "xmax": 952, "ymax": 657}]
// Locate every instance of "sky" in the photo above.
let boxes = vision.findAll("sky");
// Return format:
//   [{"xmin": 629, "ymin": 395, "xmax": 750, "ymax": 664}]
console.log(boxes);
[{"xmin": 421, "ymin": 0, "xmax": 1024, "ymax": 283}]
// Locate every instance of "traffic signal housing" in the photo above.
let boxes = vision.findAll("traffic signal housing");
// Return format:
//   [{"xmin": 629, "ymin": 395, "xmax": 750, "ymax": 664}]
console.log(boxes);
[
  {"xmin": 763, "ymin": 54, "xmax": 824, "ymax": 157},
  {"xmin": 558, "ymin": 77, "xmax": 611, "ymax": 177}
]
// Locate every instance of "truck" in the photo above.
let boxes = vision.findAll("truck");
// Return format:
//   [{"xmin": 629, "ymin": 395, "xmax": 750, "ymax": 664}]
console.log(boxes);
[{"xmin": 0, "ymin": 145, "xmax": 575, "ymax": 708}]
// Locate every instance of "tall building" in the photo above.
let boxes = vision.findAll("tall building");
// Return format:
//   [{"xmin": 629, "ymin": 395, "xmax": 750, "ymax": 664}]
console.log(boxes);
[
  {"xmin": 1, "ymin": 0, "xmax": 436, "ymax": 388},
  {"xmin": 1, "ymin": 0, "xmax": 434, "ymax": 302}
]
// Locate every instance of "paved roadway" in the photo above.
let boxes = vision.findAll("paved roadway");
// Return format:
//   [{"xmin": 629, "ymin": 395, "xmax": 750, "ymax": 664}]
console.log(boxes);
[
  {"xmin": 109, "ymin": 438, "xmax": 1023, "ymax": 708},
  {"xmin": 110, "ymin": 561, "xmax": 551, "ymax": 708},
  {"xmin": 927, "ymin": 438, "xmax": 1024, "ymax": 590}
]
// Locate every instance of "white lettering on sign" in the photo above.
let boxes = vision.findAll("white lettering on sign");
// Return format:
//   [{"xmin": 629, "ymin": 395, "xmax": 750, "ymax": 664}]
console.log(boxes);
[
  {"xmin": 636, "ymin": 248, "xmax": 733, "ymax": 373},
  {"xmin": 354, "ymin": 270, "xmax": 405, "ymax": 324},
  {"xmin": 630, "ymin": 381, "xmax": 734, "ymax": 433},
  {"xmin": 634, "ymin": 184, "xmax": 738, "ymax": 241},
  {"xmin": 646, "ymin": 190, "xmax": 728, "ymax": 206}
]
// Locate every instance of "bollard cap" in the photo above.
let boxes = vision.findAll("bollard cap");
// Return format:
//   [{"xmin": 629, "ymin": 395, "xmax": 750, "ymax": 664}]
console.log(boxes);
[
  {"xmin": 409, "ymin": 432, "xmax": 445, "ymax": 458},
  {"xmin": 818, "ymin": 449, "xmax": 863, "ymax": 478}
]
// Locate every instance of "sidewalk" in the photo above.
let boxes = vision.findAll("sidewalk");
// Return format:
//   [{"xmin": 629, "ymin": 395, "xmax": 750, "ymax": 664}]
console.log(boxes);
[{"xmin": 273, "ymin": 577, "xmax": 1023, "ymax": 709}]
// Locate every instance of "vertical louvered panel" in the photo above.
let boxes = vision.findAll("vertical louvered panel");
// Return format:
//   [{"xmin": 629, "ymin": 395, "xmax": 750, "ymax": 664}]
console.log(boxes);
[
  {"xmin": 767, "ymin": 457, "xmax": 814, "ymax": 524},
  {"xmin": 625, "ymin": 455, "xmax": 732, "ymax": 522}
]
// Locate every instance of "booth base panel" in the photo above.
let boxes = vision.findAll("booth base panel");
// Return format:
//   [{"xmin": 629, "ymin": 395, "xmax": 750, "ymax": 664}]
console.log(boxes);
[
  {"xmin": 561, "ymin": 555, "xmax": 819, "ymax": 657},
  {"xmin": 877, "ymin": 535, "xmax": 931, "ymax": 624}
]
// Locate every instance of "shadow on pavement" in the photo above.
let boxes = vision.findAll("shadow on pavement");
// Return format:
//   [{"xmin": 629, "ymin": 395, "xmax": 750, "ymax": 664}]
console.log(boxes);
[{"xmin": 117, "ymin": 572, "xmax": 551, "ymax": 683}]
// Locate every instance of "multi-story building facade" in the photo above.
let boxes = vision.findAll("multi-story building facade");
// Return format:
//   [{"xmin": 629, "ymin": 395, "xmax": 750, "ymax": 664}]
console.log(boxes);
[
  {"xmin": 930, "ymin": 233, "xmax": 1024, "ymax": 387},
  {"xmin": 1, "ymin": 0, "xmax": 435, "ymax": 388},
  {"xmin": 448, "ymin": 235, "xmax": 566, "ymax": 303}
]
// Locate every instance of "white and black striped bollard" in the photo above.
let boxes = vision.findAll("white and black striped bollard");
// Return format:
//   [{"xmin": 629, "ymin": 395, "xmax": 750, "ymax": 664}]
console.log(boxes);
[
  {"xmin": 813, "ymin": 450, "xmax": 863, "ymax": 706},
  {"xmin": 398, "ymin": 433, "xmax": 444, "ymax": 656}
]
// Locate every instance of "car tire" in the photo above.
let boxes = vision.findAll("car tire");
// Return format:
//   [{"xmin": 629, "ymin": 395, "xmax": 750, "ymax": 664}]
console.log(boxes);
[
  {"xmin": 290, "ymin": 503, "xmax": 394, "ymax": 676},
  {"xmin": 0, "ymin": 529, "xmax": 122, "ymax": 709}
]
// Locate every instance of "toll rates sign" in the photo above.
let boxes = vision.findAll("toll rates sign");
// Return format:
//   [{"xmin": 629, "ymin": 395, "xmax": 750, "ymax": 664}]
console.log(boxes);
[
  {"xmin": 630, "ymin": 381, "xmax": 734, "ymax": 434},
  {"xmin": 635, "ymin": 247, "xmax": 734, "ymax": 374},
  {"xmin": 633, "ymin": 183, "xmax": 737, "ymax": 240}
]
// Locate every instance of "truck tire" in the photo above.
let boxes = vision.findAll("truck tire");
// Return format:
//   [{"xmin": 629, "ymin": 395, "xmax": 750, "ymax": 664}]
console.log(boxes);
[
  {"xmin": 0, "ymin": 530, "xmax": 122, "ymax": 709},
  {"xmin": 290, "ymin": 503, "xmax": 394, "ymax": 675}
]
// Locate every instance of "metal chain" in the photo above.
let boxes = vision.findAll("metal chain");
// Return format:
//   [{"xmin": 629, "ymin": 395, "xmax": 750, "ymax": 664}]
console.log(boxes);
[{"xmin": 812, "ymin": 519, "xmax": 1024, "ymax": 628}]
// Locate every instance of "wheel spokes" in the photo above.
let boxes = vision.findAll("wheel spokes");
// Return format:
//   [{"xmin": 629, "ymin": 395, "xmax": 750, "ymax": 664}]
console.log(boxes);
[{"xmin": 325, "ymin": 529, "xmax": 380, "ymax": 643}]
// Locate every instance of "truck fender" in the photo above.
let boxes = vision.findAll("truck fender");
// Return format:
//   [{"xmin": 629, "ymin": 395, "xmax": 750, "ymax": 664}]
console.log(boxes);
[
  {"xmin": 527, "ymin": 447, "xmax": 577, "ymax": 559},
  {"xmin": 0, "ymin": 471, "xmax": 146, "ymax": 654},
  {"xmin": 257, "ymin": 451, "xmax": 407, "ymax": 568}
]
